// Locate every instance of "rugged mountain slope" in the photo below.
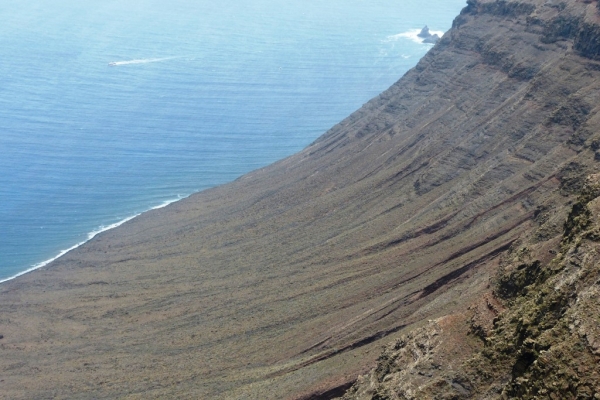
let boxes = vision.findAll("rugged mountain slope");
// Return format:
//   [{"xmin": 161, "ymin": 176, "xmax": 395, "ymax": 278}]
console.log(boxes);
[
  {"xmin": 1, "ymin": 0, "xmax": 600, "ymax": 398},
  {"xmin": 338, "ymin": 1, "xmax": 600, "ymax": 398},
  {"xmin": 339, "ymin": 174, "xmax": 600, "ymax": 399}
]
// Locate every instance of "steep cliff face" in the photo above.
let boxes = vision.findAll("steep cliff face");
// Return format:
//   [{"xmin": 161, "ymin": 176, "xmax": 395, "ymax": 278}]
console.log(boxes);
[
  {"xmin": 338, "ymin": 1, "xmax": 600, "ymax": 398},
  {"xmin": 1, "ymin": 0, "xmax": 600, "ymax": 399}
]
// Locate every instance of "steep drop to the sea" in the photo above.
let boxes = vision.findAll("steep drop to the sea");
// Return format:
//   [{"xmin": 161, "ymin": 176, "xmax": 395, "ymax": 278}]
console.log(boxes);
[{"xmin": 2, "ymin": 0, "xmax": 600, "ymax": 398}]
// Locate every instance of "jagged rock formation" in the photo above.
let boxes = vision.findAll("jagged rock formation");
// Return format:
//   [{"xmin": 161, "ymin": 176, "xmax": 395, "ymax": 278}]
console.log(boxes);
[
  {"xmin": 422, "ymin": 34, "xmax": 441, "ymax": 44},
  {"xmin": 1, "ymin": 0, "xmax": 600, "ymax": 399},
  {"xmin": 417, "ymin": 26, "xmax": 432, "ymax": 38},
  {"xmin": 417, "ymin": 26, "xmax": 441, "ymax": 44}
]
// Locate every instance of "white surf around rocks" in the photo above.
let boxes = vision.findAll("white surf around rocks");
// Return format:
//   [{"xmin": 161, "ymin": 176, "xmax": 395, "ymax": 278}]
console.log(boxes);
[{"xmin": 385, "ymin": 28, "xmax": 445, "ymax": 45}]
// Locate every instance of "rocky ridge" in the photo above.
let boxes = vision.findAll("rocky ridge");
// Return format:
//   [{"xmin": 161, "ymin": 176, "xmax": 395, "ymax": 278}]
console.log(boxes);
[{"xmin": 1, "ymin": 0, "xmax": 600, "ymax": 398}]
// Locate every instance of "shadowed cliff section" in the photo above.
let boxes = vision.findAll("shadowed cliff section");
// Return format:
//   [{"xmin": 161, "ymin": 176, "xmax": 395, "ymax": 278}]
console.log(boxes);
[{"xmin": 1, "ymin": 0, "xmax": 600, "ymax": 398}]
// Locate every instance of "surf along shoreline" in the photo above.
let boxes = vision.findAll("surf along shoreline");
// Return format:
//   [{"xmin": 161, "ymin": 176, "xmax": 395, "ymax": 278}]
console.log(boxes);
[{"xmin": 0, "ymin": 197, "xmax": 184, "ymax": 285}]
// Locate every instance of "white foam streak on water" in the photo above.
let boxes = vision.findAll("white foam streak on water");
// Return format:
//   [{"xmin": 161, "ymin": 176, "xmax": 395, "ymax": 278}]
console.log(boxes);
[
  {"xmin": 108, "ymin": 57, "xmax": 177, "ymax": 66},
  {"xmin": 385, "ymin": 29, "xmax": 445, "ymax": 45},
  {"xmin": 0, "ymin": 197, "xmax": 184, "ymax": 284}
]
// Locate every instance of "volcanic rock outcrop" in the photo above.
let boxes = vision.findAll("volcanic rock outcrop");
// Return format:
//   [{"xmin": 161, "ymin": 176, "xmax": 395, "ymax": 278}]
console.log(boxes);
[
  {"xmin": 1, "ymin": 0, "xmax": 600, "ymax": 399},
  {"xmin": 417, "ymin": 26, "xmax": 441, "ymax": 44}
]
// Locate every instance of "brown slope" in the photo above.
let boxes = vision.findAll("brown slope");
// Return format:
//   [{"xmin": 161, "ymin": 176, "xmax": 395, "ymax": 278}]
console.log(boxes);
[
  {"xmin": 2, "ymin": 0, "xmax": 600, "ymax": 398},
  {"xmin": 338, "ymin": 178, "xmax": 600, "ymax": 400}
]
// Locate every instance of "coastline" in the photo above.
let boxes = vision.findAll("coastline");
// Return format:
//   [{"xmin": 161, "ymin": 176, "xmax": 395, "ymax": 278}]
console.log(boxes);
[
  {"xmin": 0, "ymin": 2, "xmax": 515, "ymax": 398},
  {"xmin": 0, "ymin": 196, "xmax": 185, "ymax": 285},
  {"xmin": 2, "ymin": 23, "xmax": 449, "ymax": 289},
  {"xmin": 2, "ymin": 25, "xmax": 444, "ymax": 286}
]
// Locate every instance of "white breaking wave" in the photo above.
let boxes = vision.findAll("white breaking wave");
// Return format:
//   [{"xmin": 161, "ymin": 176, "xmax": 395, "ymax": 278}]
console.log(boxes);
[
  {"xmin": 0, "ymin": 196, "xmax": 185, "ymax": 284},
  {"xmin": 108, "ymin": 57, "xmax": 177, "ymax": 66},
  {"xmin": 385, "ymin": 29, "xmax": 445, "ymax": 45}
]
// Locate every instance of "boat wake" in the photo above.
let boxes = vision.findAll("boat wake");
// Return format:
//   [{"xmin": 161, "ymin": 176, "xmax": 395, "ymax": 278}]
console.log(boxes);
[{"xmin": 108, "ymin": 57, "xmax": 177, "ymax": 66}]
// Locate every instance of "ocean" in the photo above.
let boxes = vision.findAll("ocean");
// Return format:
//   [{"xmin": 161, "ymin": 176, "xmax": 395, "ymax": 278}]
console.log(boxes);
[{"xmin": 0, "ymin": 0, "xmax": 466, "ymax": 282}]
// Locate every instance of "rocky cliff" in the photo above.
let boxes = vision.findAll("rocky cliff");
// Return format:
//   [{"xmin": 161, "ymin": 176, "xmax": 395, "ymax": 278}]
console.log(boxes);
[{"xmin": 1, "ymin": 0, "xmax": 600, "ymax": 399}]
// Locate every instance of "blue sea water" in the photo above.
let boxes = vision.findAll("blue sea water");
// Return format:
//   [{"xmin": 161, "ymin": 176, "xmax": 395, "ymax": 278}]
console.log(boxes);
[{"xmin": 0, "ymin": 0, "xmax": 466, "ymax": 282}]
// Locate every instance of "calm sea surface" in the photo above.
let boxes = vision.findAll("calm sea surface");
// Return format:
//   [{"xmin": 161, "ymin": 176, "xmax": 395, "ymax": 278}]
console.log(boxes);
[{"xmin": 0, "ymin": 0, "xmax": 466, "ymax": 282}]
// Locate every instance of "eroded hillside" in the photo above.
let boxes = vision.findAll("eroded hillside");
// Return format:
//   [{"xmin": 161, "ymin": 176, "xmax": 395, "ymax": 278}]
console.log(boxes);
[
  {"xmin": 1, "ymin": 0, "xmax": 600, "ymax": 398},
  {"xmin": 339, "ymin": 174, "xmax": 600, "ymax": 399}
]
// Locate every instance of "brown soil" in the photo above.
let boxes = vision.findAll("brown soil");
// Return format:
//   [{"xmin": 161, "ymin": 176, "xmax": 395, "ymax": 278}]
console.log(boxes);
[{"xmin": 2, "ymin": 0, "xmax": 600, "ymax": 398}]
